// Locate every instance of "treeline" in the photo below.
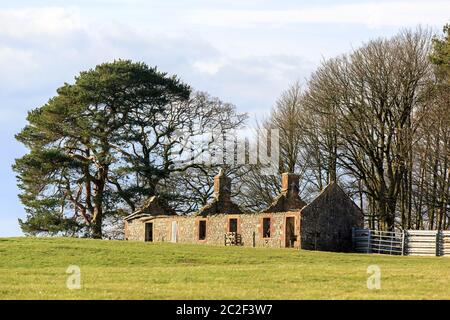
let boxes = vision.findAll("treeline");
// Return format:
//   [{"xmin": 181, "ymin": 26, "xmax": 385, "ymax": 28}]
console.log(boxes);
[
  {"xmin": 14, "ymin": 26, "xmax": 449, "ymax": 237},
  {"xmin": 240, "ymin": 26, "xmax": 449, "ymax": 231}
]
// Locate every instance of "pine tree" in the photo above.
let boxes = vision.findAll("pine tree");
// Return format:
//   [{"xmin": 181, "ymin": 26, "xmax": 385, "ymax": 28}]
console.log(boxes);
[{"xmin": 13, "ymin": 60, "xmax": 190, "ymax": 238}]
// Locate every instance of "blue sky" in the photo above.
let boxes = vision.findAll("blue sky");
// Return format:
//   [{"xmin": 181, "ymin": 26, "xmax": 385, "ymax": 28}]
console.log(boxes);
[{"xmin": 0, "ymin": 0, "xmax": 448, "ymax": 236}]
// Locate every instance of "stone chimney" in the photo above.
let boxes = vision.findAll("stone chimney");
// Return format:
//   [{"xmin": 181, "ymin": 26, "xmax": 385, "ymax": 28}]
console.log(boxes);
[
  {"xmin": 281, "ymin": 172, "xmax": 300, "ymax": 199},
  {"xmin": 214, "ymin": 168, "xmax": 231, "ymax": 202},
  {"xmin": 261, "ymin": 172, "xmax": 306, "ymax": 213},
  {"xmin": 197, "ymin": 168, "xmax": 241, "ymax": 215}
]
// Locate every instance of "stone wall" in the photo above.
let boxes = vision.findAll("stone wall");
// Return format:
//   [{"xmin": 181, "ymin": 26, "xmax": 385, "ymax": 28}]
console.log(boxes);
[
  {"xmin": 300, "ymin": 182, "xmax": 363, "ymax": 252},
  {"xmin": 125, "ymin": 219, "xmax": 145, "ymax": 241},
  {"xmin": 126, "ymin": 211, "xmax": 301, "ymax": 249}
]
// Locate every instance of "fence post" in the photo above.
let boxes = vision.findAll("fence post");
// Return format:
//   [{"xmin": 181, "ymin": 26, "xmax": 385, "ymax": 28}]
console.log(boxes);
[
  {"xmin": 379, "ymin": 231, "xmax": 382, "ymax": 254},
  {"xmin": 389, "ymin": 232, "xmax": 393, "ymax": 255},
  {"xmin": 367, "ymin": 229, "xmax": 371, "ymax": 254},
  {"xmin": 401, "ymin": 230, "xmax": 405, "ymax": 256},
  {"xmin": 352, "ymin": 227, "xmax": 355, "ymax": 251},
  {"xmin": 437, "ymin": 230, "xmax": 441, "ymax": 257},
  {"xmin": 252, "ymin": 231, "xmax": 256, "ymax": 248}
]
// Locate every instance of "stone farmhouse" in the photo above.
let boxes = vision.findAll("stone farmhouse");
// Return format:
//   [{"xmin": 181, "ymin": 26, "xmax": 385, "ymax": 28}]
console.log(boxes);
[{"xmin": 124, "ymin": 170, "xmax": 363, "ymax": 252}]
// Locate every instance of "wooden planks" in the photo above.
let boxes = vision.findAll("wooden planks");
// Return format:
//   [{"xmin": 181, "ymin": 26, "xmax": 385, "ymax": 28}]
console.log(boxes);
[
  {"xmin": 405, "ymin": 230, "xmax": 438, "ymax": 256},
  {"xmin": 224, "ymin": 232, "xmax": 242, "ymax": 246}
]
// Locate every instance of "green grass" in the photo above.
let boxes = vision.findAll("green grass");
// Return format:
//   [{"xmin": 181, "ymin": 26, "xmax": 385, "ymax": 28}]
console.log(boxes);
[{"xmin": 0, "ymin": 237, "xmax": 449, "ymax": 299}]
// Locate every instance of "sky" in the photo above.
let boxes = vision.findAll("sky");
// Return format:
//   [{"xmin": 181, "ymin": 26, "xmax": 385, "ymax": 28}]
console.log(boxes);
[{"xmin": 0, "ymin": 0, "xmax": 448, "ymax": 236}]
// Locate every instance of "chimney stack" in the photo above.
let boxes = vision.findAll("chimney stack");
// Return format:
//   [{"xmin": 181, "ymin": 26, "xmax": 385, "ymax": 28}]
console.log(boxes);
[
  {"xmin": 261, "ymin": 172, "xmax": 306, "ymax": 213},
  {"xmin": 281, "ymin": 172, "xmax": 300, "ymax": 199},
  {"xmin": 214, "ymin": 168, "xmax": 231, "ymax": 202}
]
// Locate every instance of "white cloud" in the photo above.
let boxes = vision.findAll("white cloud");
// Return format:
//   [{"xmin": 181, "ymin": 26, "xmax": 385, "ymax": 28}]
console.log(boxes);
[
  {"xmin": 0, "ymin": 7, "xmax": 221, "ymax": 94},
  {"xmin": 0, "ymin": 47, "xmax": 37, "ymax": 73},
  {"xmin": 0, "ymin": 7, "xmax": 84, "ymax": 38},
  {"xmin": 188, "ymin": 1, "xmax": 450, "ymax": 28},
  {"xmin": 0, "ymin": 5, "xmax": 315, "ymax": 118},
  {"xmin": 192, "ymin": 59, "xmax": 227, "ymax": 74},
  {"xmin": 188, "ymin": 55, "xmax": 314, "ymax": 118}
]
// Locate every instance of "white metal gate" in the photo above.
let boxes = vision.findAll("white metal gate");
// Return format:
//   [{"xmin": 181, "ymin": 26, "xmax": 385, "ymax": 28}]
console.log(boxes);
[{"xmin": 352, "ymin": 229, "xmax": 403, "ymax": 255}]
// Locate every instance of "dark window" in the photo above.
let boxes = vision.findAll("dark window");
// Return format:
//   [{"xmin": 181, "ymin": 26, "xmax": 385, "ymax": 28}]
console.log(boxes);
[
  {"xmin": 229, "ymin": 218, "xmax": 238, "ymax": 233},
  {"xmin": 145, "ymin": 223, "xmax": 153, "ymax": 242},
  {"xmin": 198, "ymin": 220, "xmax": 206, "ymax": 240},
  {"xmin": 262, "ymin": 218, "xmax": 271, "ymax": 238}
]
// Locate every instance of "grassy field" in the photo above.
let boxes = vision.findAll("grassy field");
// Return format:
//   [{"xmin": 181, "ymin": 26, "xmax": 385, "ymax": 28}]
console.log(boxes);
[{"xmin": 0, "ymin": 237, "xmax": 449, "ymax": 299}]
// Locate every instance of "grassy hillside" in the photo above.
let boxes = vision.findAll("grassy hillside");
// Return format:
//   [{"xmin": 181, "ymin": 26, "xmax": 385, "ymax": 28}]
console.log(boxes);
[{"xmin": 0, "ymin": 237, "xmax": 449, "ymax": 299}]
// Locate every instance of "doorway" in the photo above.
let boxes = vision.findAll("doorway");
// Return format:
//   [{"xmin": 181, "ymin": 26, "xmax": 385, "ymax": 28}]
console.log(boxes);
[
  {"xmin": 145, "ymin": 223, "xmax": 153, "ymax": 242},
  {"xmin": 171, "ymin": 221, "xmax": 177, "ymax": 243},
  {"xmin": 198, "ymin": 220, "xmax": 206, "ymax": 240},
  {"xmin": 285, "ymin": 217, "xmax": 296, "ymax": 247}
]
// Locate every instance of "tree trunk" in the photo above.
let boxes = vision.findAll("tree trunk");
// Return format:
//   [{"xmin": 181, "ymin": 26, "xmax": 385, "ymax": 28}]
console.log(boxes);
[
  {"xmin": 91, "ymin": 166, "xmax": 108, "ymax": 239},
  {"xmin": 91, "ymin": 215, "xmax": 103, "ymax": 239}
]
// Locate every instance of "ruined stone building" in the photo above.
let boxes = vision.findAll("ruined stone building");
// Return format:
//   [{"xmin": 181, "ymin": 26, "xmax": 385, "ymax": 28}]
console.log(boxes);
[{"xmin": 124, "ymin": 170, "xmax": 363, "ymax": 252}]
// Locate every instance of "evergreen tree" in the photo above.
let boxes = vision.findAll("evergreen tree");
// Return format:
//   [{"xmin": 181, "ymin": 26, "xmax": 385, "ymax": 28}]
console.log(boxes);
[{"xmin": 13, "ymin": 60, "xmax": 190, "ymax": 238}]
